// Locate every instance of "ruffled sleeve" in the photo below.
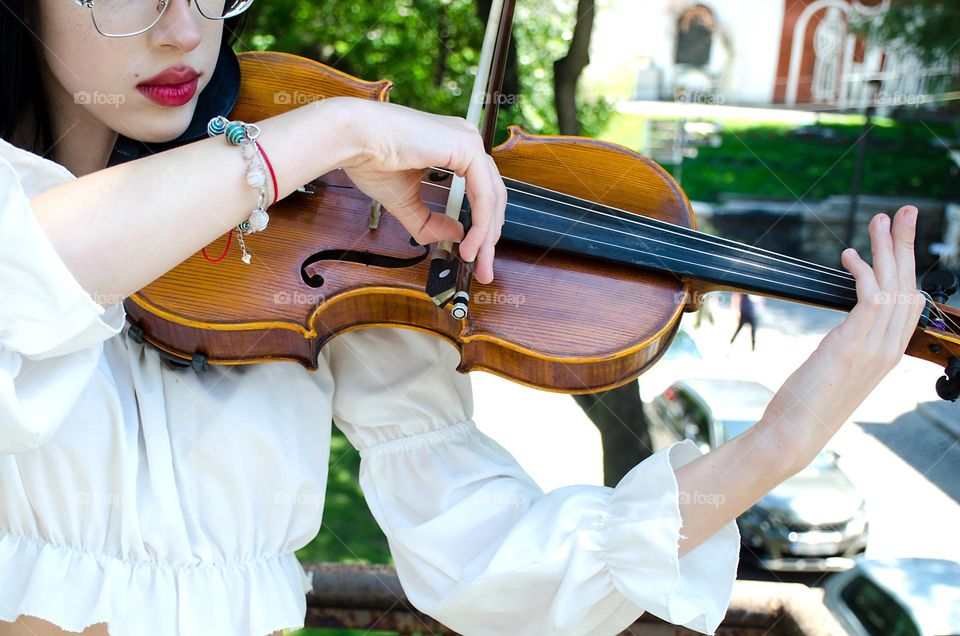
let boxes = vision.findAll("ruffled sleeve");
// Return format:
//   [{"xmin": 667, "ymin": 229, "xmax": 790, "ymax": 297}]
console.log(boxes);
[
  {"xmin": 321, "ymin": 326, "xmax": 740, "ymax": 636},
  {"xmin": 0, "ymin": 149, "xmax": 126, "ymax": 455}
]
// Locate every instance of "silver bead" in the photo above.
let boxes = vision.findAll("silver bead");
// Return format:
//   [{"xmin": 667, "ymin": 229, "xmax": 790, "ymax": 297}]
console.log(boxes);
[
  {"xmin": 246, "ymin": 168, "xmax": 266, "ymax": 188},
  {"xmin": 248, "ymin": 209, "xmax": 269, "ymax": 232}
]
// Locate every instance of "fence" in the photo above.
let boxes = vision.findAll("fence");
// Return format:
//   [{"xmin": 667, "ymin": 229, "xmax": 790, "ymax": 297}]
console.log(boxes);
[{"xmin": 299, "ymin": 562, "xmax": 847, "ymax": 635}]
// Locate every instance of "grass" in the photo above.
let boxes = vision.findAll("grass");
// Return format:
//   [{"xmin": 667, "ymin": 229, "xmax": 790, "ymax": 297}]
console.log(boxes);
[
  {"xmin": 286, "ymin": 426, "xmax": 394, "ymax": 636},
  {"xmin": 599, "ymin": 113, "xmax": 957, "ymax": 204}
]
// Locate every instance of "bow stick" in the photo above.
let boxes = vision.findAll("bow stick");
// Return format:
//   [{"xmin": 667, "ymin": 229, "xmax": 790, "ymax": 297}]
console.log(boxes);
[{"xmin": 426, "ymin": 0, "xmax": 518, "ymax": 316}]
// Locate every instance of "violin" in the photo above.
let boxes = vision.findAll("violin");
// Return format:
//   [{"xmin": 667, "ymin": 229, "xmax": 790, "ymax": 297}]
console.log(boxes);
[{"xmin": 120, "ymin": 51, "xmax": 960, "ymax": 400}]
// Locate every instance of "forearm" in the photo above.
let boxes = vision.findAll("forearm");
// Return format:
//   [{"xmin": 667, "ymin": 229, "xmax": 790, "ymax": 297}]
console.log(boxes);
[
  {"xmin": 673, "ymin": 412, "xmax": 803, "ymax": 558},
  {"xmin": 673, "ymin": 341, "xmax": 865, "ymax": 558},
  {"xmin": 28, "ymin": 97, "xmax": 359, "ymax": 305}
]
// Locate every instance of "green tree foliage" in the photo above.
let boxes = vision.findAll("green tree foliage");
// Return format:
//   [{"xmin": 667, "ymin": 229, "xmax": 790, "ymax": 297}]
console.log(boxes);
[
  {"xmin": 239, "ymin": 0, "xmax": 612, "ymax": 144},
  {"xmin": 851, "ymin": 0, "xmax": 960, "ymax": 66}
]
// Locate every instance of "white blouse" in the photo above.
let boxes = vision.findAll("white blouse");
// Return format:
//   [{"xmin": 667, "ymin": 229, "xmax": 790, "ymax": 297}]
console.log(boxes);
[{"xmin": 0, "ymin": 135, "xmax": 740, "ymax": 636}]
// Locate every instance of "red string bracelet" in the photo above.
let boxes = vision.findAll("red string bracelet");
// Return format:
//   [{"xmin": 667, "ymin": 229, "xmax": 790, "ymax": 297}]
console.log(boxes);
[
  {"xmin": 202, "ymin": 139, "xmax": 278, "ymax": 263},
  {"xmin": 255, "ymin": 139, "xmax": 279, "ymax": 206}
]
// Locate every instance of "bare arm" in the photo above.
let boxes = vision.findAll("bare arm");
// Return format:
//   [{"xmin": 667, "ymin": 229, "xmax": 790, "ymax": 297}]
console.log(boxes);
[
  {"xmin": 674, "ymin": 205, "xmax": 924, "ymax": 557},
  {"xmin": 27, "ymin": 96, "xmax": 506, "ymax": 307}
]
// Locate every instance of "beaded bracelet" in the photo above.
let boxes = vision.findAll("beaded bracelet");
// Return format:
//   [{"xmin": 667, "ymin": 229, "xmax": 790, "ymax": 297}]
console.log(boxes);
[{"xmin": 206, "ymin": 115, "xmax": 275, "ymax": 264}]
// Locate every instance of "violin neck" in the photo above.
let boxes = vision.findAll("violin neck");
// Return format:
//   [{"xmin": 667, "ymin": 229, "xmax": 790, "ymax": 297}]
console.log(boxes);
[{"xmin": 497, "ymin": 177, "xmax": 860, "ymax": 312}]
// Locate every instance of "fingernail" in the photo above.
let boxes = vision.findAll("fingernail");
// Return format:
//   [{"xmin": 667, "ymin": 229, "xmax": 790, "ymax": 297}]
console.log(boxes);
[
  {"xmin": 906, "ymin": 207, "xmax": 917, "ymax": 227},
  {"xmin": 880, "ymin": 215, "xmax": 890, "ymax": 230}
]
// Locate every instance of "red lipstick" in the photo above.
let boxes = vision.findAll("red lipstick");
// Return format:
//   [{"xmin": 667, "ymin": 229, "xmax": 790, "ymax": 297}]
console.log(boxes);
[{"xmin": 137, "ymin": 65, "xmax": 200, "ymax": 107}]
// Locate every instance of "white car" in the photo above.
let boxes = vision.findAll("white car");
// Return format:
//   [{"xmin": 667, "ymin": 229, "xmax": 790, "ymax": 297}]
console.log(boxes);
[{"xmin": 823, "ymin": 557, "xmax": 960, "ymax": 636}]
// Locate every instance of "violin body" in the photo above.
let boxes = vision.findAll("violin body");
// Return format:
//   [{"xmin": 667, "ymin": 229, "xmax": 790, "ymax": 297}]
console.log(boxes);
[
  {"xmin": 124, "ymin": 51, "xmax": 701, "ymax": 392},
  {"xmin": 123, "ymin": 51, "xmax": 960, "ymax": 395}
]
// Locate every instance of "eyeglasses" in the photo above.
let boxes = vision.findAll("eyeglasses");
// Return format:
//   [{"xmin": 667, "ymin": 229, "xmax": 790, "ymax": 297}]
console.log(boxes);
[{"xmin": 73, "ymin": 0, "xmax": 255, "ymax": 38}]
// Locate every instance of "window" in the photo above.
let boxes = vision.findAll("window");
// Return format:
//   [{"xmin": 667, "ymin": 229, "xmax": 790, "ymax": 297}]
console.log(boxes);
[
  {"xmin": 718, "ymin": 419, "xmax": 755, "ymax": 444},
  {"xmin": 840, "ymin": 575, "xmax": 920, "ymax": 636},
  {"xmin": 675, "ymin": 5, "xmax": 715, "ymax": 66}
]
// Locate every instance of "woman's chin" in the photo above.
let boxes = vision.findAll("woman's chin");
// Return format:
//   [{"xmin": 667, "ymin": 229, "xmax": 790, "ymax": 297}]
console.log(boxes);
[{"xmin": 112, "ymin": 106, "xmax": 196, "ymax": 143}]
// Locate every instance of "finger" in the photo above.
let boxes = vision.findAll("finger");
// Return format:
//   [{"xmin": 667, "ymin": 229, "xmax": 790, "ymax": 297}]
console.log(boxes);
[
  {"xmin": 490, "ymin": 154, "xmax": 507, "ymax": 244},
  {"xmin": 415, "ymin": 212, "xmax": 466, "ymax": 245},
  {"xmin": 385, "ymin": 173, "xmax": 465, "ymax": 244},
  {"xmin": 840, "ymin": 247, "xmax": 882, "ymax": 333},
  {"xmin": 886, "ymin": 205, "xmax": 922, "ymax": 350},
  {"xmin": 475, "ymin": 239, "xmax": 495, "ymax": 284},
  {"xmin": 869, "ymin": 212, "xmax": 896, "ymax": 294},
  {"xmin": 886, "ymin": 288, "xmax": 925, "ymax": 355},
  {"xmin": 469, "ymin": 183, "xmax": 499, "ymax": 284},
  {"xmin": 890, "ymin": 205, "xmax": 918, "ymax": 292},
  {"xmin": 473, "ymin": 156, "xmax": 506, "ymax": 284},
  {"xmin": 863, "ymin": 212, "xmax": 900, "ymax": 337},
  {"xmin": 459, "ymin": 153, "xmax": 497, "ymax": 265}
]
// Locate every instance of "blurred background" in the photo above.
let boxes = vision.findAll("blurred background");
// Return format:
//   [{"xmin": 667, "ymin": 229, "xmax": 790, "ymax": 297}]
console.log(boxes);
[{"xmin": 234, "ymin": 1, "xmax": 960, "ymax": 634}]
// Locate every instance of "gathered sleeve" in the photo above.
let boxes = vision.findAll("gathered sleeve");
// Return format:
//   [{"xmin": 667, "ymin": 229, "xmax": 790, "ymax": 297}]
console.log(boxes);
[
  {"xmin": 321, "ymin": 326, "xmax": 741, "ymax": 636},
  {"xmin": 0, "ymin": 152, "xmax": 126, "ymax": 454}
]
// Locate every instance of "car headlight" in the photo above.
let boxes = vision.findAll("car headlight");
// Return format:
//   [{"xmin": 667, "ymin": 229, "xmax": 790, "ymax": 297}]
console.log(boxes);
[
  {"xmin": 846, "ymin": 515, "xmax": 866, "ymax": 533},
  {"xmin": 846, "ymin": 502, "xmax": 868, "ymax": 533}
]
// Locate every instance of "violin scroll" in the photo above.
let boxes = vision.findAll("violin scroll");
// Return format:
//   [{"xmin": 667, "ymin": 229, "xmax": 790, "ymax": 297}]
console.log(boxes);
[{"xmin": 936, "ymin": 356, "xmax": 960, "ymax": 402}]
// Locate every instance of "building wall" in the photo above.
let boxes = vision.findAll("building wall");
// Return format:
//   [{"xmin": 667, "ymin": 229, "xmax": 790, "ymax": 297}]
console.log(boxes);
[
  {"xmin": 586, "ymin": 0, "xmax": 786, "ymax": 105},
  {"xmin": 587, "ymin": 0, "xmax": 953, "ymax": 110}
]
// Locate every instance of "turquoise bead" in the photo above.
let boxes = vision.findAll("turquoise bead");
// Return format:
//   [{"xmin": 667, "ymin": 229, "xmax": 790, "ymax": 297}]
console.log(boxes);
[
  {"xmin": 225, "ymin": 122, "xmax": 246, "ymax": 145},
  {"xmin": 206, "ymin": 116, "xmax": 226, "ymax": 137}
]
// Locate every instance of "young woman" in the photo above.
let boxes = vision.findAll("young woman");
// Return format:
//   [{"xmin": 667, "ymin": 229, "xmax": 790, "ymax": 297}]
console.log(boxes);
[{"xmin": 0, "ymin": 1, "xmax": 925, "ymax": 635}]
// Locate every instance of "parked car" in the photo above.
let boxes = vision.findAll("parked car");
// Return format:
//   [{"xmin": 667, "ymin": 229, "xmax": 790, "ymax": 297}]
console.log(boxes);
[
  {"xmin": 645, "ymin": 377, "xmax": 868, "ymax": 572},
  {"xmin": 823, "ymin": 557, "xmax": 960, "ymax": 636}
]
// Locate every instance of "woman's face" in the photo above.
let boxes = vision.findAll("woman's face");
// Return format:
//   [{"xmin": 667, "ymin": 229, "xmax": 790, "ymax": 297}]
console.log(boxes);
[{"xmin": 36, "ymin": 0, "xmax": 224, "ymax": 143}]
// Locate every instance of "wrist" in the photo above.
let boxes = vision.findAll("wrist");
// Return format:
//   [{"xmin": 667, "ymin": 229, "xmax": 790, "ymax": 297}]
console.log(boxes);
[
  {"xmin": 313, "ymin": 96, "xmax": 370, "ymax": 170},
  {"xmin": 752, "ymin": 411, "xmax": 815, "ymax": 478}
]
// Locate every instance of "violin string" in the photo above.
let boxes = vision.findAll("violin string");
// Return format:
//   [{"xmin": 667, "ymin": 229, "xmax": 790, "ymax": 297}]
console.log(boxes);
[
  {"xmin": 514, "ymin": 200, "xmax": 857, "ymax": 293},
  {"xmin": 421, "ymin": 194, "xmax": 957, "ymax": 335},
  {"xmin": 417, "ymin": 184, "xmax": 859, "ymax": 296},
  {"xmin": 920, "ymin": 290, "xmax": 960, "ymax": 336},
  {"xmin": 422, "ymin": 172, "xmax": 852, "ymax": 282},
  {"xmin": 498, "ymin": 215, "xmax": 858, "ymax": 302},
  {"xmin": 427, "ymin": 195, "xmax": 855, "ymax": 300},
  {"xmin": 411, "ymin": 171, "xmax": 955, "ymax": 333},
  {"xmin": 421, "ymin": 167, "xmax": 853, "ymax": 280},
  {"xmin": 412, "ymin": 188, "xmax": 956, "ymax": 336}
]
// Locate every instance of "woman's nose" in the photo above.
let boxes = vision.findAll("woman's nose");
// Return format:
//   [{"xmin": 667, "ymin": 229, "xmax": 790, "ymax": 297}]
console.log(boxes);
[{"xmin": 149, "ymin": 0, "xmax": 203, "ymax": 52}]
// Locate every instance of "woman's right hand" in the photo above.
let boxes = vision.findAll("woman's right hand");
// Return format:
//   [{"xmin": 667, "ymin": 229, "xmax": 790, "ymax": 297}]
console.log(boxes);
[{"xmin": 326, "ymin": 96, "xmax": 507, "ymax": 284}]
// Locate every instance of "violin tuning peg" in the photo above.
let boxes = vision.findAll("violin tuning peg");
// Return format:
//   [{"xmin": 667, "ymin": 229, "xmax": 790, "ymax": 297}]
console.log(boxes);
[
  {"xmin": 921, "ymin": 270, "xmax": 959, "ymax": 304},
  {"xmin": 935, "ymin": 356, "xmax": 960, "ymax": 402}
]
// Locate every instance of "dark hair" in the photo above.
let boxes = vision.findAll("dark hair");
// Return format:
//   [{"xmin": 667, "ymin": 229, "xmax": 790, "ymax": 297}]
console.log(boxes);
[{"xmin": 0, "ymin": 1, "xmax": 249, "ymax": 158}]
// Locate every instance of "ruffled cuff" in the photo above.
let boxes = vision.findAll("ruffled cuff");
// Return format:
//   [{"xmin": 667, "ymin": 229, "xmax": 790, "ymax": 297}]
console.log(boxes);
[
  {"xmin": 0, "ymin": 529, "xmax": 312, "ymax": 636},
  {"xmin": 604, "ymin": 439, "xmax": 741, "ymax": 635},
  {"xmin": 0, "ymin": 155, "xmax": 125, "ymax": 359}
]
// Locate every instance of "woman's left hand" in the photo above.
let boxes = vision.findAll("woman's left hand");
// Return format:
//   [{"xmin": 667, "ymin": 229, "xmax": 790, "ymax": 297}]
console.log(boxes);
[
  {"xmin": 673, "ymin": 204, "xmax": 926, "ymax": 556},
  {"xmin": 762, "ymin": 204, "xmax": 925, "ymax": 467}
]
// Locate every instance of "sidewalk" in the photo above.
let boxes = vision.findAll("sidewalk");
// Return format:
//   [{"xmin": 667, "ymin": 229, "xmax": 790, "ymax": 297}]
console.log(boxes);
[{"xmin": 918, "ymin": 399, "xmax": 960, "ymax": 440}]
